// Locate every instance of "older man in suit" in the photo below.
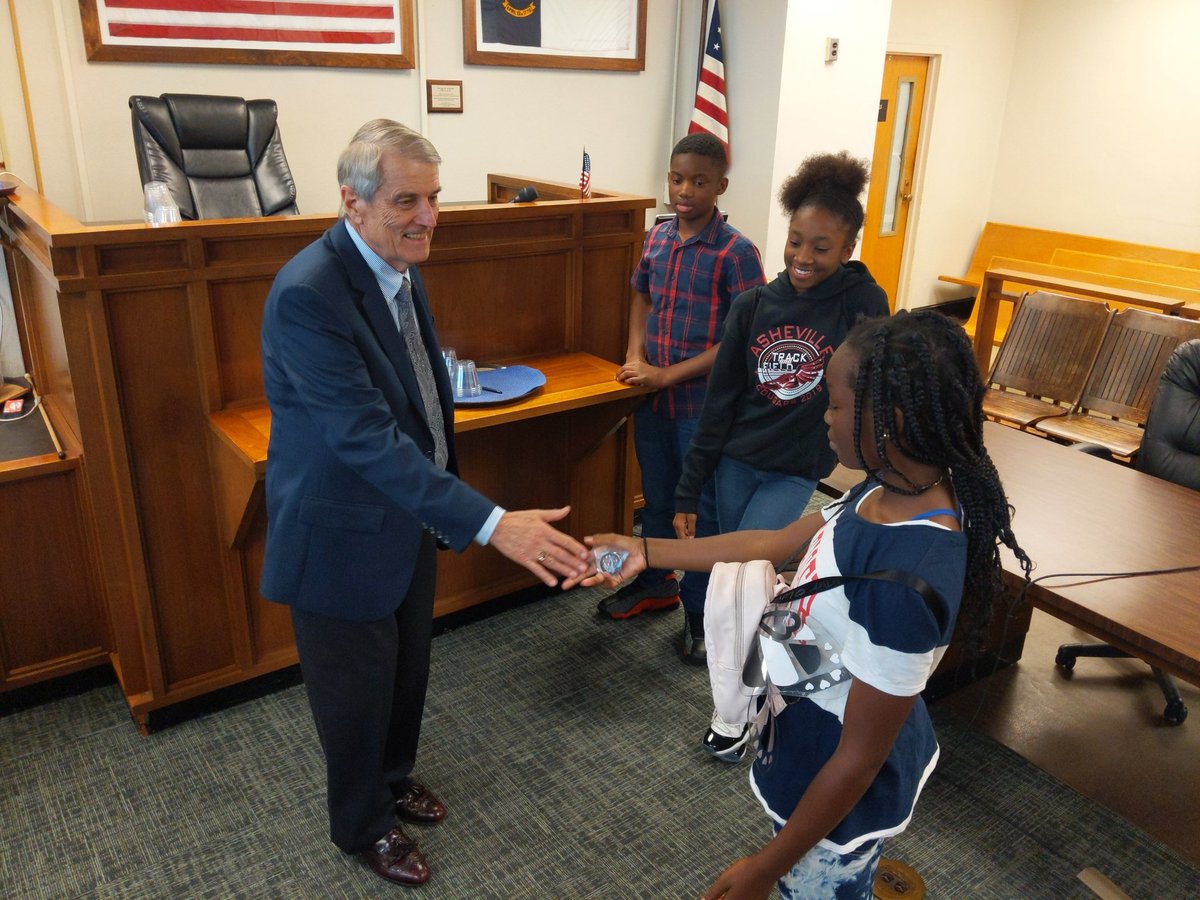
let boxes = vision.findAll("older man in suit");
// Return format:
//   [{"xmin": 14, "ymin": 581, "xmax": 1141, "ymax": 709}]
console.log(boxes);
[{"xmin": 260, "ymin": 119, "xmax": 590, "ymax": 887}]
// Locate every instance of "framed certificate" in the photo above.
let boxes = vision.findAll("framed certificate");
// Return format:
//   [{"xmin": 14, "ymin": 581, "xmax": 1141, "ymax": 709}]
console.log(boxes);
[{"xmin": 427, "ymin": 80, "xmax": 465, "ymax": 114}]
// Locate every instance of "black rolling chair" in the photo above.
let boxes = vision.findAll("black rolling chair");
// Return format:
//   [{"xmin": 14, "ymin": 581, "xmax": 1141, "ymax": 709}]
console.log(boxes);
[
  {"xmin": 129, "ymin": 93, "xmax": 298, "ymax": 220},
  {"xmin": 1056, "ymin": 338, "xmax": 1200, "ymax": 725}
]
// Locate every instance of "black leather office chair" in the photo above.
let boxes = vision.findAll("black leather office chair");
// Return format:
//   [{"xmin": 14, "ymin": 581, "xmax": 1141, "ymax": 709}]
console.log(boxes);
[
  {"xmin": 1056, "ymin": 338, "xmax": 1200, "ymax": 724},
  {"xmin": 130, "ymin": 93, "xmax": 298, "ymax": 220}
]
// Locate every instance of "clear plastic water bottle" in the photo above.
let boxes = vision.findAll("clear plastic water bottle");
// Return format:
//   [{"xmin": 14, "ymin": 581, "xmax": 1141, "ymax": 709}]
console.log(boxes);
[{"xmin": 592, "ymin": 547, "xmax": 630, "ymax": 577}]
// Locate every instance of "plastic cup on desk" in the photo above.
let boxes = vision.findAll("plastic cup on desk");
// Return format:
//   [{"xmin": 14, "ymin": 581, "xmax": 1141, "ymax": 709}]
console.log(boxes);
[
  {"xmin": 442, "ymin": 347, "xmax": 458, "ymax": 377},
  {"xmin": 454, "ymin": 359, "xmax": 482, "ymax": 398},
  {"xmin": 143, "ymin": 181, "xmax": 181, "ymax": 227}
]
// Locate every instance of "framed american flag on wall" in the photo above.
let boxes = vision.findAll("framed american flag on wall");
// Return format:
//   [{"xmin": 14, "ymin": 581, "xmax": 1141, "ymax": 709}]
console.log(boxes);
[{"xmin": 79, "ymin": 0, "xmax": 416, "ymax": 69}]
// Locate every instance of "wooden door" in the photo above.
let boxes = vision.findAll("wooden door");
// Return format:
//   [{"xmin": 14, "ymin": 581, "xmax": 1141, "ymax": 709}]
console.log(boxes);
[{"xmin": 861, "ymin": 54, "xmax": 930, "ymax": 311}]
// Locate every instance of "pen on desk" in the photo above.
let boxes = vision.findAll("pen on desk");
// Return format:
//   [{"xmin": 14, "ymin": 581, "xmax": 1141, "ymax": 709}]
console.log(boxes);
[{"xmin": 481, "ymin": 386, "xmax": 504, "ymax": 394}]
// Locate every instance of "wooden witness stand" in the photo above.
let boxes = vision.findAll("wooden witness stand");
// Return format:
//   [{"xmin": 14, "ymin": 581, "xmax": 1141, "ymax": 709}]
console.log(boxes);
[{"xmin": 0, "ymin": 174, "xmax": 653, "ymax": 731}]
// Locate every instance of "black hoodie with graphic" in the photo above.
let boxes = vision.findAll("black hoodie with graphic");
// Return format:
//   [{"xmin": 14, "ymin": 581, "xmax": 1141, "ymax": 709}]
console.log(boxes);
[{"xmin": 675, "ymin": 261, "xmax": 889, "ymax": 515}]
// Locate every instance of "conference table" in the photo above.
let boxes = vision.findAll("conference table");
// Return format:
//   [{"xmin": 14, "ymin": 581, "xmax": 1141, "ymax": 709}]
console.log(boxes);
[
  {"xmin": 822, "ymin": 422, "xmax": 1200, "ymax": 688},
  {"xmin": 984, "ymin": 421, "xmax": 1200, "ymax": 688}
]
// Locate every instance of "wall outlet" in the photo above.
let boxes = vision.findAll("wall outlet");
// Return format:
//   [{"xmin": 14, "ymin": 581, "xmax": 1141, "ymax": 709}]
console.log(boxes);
[{"xmin": 825, "ymin": 37, "xmax": 839, "ymax": 64}]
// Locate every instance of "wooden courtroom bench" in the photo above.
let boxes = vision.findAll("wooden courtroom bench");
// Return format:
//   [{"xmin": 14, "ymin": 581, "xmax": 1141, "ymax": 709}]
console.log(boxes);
[{"xmin": 941, "ymin": 223, "xmax": 1200, "ymax": 368}]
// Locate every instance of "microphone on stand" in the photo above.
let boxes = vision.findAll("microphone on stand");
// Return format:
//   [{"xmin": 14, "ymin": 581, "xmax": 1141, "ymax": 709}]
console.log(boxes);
[{"xmin": 510, "ymin": 185, "xmax": 539, "ymax": 203}]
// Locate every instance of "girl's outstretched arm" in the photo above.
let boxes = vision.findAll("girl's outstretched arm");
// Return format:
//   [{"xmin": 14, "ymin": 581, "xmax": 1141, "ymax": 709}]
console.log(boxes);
[{"xmin": 581, "ymin": 508, "xmax": 829, "ymax": 588}]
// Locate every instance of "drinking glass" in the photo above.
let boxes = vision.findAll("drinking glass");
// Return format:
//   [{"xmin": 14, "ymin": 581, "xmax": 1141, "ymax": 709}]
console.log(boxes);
[
  {"xmin": 143, "ymin": 181, "xmax": 181, "ymax": 227},
  {"xmin": 442, "ymin": 347, "xmax": 458, "ymax": 377},
  {"xmin": 454, "ymin": 359, "xmax": 481, "ymax": 398}
]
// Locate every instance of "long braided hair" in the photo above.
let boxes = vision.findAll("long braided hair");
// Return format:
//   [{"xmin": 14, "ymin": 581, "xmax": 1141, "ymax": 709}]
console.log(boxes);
[{"xmin": 840, "ymin": 310, "xmax": 1033, "ymax": 639}]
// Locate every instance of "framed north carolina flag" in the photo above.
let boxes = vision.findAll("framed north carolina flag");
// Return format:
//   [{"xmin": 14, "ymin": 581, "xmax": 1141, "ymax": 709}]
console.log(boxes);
[
  {"xmin": 463, "ymin": 0, "xmax": 645, "ymax": 72},
  {"xmin": 80, "ymin": 0, "xmax": 416, "ymax": 69}
]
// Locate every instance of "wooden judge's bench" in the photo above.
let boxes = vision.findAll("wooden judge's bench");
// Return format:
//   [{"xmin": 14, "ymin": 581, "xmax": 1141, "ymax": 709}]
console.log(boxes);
[{"xmin": 0, "ymin": 174, "xmax": 653, "ymax": 731}]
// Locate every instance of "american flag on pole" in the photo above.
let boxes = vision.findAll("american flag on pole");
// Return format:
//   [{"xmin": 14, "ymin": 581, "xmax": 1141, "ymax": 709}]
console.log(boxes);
[
  {"xmin": 687, "ymin": 0, "xmax": 729, "ymax": 159},
  {"xmin": 89, "ymin": 0, "xmax": 404, "ymax": 53},
  {"xmin": 580, "ymin": 148, "xmax": 592, "ymax": 199}
]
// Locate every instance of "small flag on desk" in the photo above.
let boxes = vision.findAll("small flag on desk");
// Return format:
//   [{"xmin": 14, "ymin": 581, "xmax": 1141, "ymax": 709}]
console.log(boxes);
[
  {"xmin": 688, "ymin": 0, "xmax": 730, "ymax": 160},
  {"xmin": 580, "ymin": 148, "xmax": 592, "ymax": 199}
]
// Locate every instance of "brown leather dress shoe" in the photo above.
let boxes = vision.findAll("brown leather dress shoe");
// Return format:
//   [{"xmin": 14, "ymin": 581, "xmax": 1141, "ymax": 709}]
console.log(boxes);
[
  {"xmin": 395, "ymin": 781, "xmax": 447, "ymax": 825},
  {"xmin": 362, "ymin": 826, "xmax": 430, "ymax": 886}
]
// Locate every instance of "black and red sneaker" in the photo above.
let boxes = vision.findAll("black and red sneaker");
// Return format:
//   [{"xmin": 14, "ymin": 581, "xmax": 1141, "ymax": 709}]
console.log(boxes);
[{"xmin": 596, "ymin": 575, "xmax": 680, "ymax": 619}]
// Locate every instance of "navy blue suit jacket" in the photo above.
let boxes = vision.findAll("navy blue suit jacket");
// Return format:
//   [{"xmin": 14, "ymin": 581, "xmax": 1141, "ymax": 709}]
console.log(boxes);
[{"xmin": 260, "ymin": 220, "xmax": 494, "ymax": 621}]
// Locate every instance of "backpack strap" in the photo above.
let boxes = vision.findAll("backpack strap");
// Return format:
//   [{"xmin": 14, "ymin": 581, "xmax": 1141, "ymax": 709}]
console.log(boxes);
[
  {"xmin": 741, "ymin": 569, "xmax": 947, "ymax": 692},
  {"xmin": 771, "ymin": 569, "xmax": 947, "ymax": 635}
]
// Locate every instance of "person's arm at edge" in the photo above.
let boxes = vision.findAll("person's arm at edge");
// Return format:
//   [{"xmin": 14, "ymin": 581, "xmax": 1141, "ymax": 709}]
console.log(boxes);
[{"xmin": 624, "ymin": 288, "xmax": 651, "ymax": 365}]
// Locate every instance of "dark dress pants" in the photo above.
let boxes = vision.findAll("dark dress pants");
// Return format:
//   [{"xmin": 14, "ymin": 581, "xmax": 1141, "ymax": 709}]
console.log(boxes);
[{"xmin": 290, "ymin": 534, "xmax": 437, "ymax": 853}]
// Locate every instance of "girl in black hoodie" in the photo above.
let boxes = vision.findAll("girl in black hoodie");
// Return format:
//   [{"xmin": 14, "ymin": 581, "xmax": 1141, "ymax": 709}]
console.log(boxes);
[{"xmin": 675, "ymin": 152, "xmax": 890, "ymax": 761}]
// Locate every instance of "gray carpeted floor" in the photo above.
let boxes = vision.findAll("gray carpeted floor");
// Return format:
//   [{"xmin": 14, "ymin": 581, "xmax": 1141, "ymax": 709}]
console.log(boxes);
[{"xmin": 3, "ymin": 582, "xmax": 1198, "ymax": 899}]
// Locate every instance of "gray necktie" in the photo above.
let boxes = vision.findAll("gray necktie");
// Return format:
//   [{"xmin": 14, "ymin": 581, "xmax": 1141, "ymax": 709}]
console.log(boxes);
[{"xmin": 388, "ymin": 278, "xmax": 448, "ymax": 470}]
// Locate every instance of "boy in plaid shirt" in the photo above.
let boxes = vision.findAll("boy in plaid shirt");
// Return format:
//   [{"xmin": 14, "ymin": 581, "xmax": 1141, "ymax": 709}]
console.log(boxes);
[{"xmin": 600, "ymin": 133, "xmax": 764, "ymax": 665}]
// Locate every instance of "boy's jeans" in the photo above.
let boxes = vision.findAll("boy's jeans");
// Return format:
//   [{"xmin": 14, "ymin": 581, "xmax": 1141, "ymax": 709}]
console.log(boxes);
[{"xmin": 631, "ymin": 404, "xmax": 717, "ymax": 616}]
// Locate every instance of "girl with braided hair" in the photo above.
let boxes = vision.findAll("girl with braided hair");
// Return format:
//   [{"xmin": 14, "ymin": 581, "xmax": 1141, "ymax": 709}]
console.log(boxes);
[
  {"xmin": 585, "ymin": 309, "xmax": 1030, "ymax": 899},
  {"xmin": 674, "ymin": 152, "xmax": 889, "ymax": 760},
  {"xmin": 838, "ymin": 309, "xmax": 1033, "ymax": 640}
]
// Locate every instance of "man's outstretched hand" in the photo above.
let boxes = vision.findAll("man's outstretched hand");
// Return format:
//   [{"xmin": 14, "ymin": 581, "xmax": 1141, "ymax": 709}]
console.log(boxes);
[{"xmin": 488, "ymin": 506, "xmax": 592, "ymax": 588}]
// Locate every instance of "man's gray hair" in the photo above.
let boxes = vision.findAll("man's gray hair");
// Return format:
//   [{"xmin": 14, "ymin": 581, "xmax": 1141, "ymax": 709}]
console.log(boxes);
[{"xmin": 337, "ymin": 119, "xmax": 441, "ymax": 210}]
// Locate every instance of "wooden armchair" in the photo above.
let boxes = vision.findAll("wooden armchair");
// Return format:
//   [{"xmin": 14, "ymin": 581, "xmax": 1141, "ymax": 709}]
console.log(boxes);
[
  {"xmin": 1034, "ymin": 309, "xmax": 1200, "ymax": 457},
  {"xmin": 982, "ymin": 291, "xmax": 1113, "ymax": 429}
]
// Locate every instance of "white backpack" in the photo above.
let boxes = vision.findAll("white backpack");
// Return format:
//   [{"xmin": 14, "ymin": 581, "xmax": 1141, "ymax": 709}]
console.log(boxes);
[{"xmin": 704, "ymin": 560, "xmax": 789, "ymax": 725}]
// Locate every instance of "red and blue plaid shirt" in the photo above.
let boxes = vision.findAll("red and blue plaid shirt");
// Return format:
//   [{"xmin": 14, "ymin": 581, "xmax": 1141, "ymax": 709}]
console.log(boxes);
[{"xmin": 632, "ymin": 212, "xmax": 765, "ymax": 418}]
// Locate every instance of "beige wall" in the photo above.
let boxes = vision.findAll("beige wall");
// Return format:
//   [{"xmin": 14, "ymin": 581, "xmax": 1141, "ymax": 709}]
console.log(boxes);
[
  {"xmin": 762, "ymin": 0, "xmax": 892, "ymax": 275},
  {"xmin": 1, "ymin": 2, "xmax": 894, "ymax": 248},
  {"xmin": 685, "ymin": 0, "xmax": 788, "ymax": 258},
  {"xmin": 889, "ymin": 0, "xmax": 1200, "ymax": 309},
  {"xmin": 886, "ymin": 0, "xmax": 1024, "ymax": 308},
  {"xmin": 4, "ymin": 0, "xmax": 684, "ymax": 222},
  {"xmin": 990, "ymin": 0, "xmax": 1200, "ymax": 251},
  {"xmin": 4, "ymin": 0, "xmax": 1198, "ymax": 340}
]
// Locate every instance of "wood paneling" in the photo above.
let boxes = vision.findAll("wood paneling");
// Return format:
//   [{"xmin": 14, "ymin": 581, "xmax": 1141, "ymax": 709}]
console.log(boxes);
[
  {"xmin": 581, "ymin": 244, "xmax": 637, "ymax": 363},
  {"xmin": 422, "ymin": 251, "xmax": 571, "ymax": 361},
  {"xmin": 0, "ymin": 173, "xmax": 653, "ymax": 728},
  {"xmin": 209, "ymin": 277, "xmax": 273, "ymax": 406},
  {"xmin": 97, "ymin": 240, "xmax": 189, "ymax": 275},
  {"xmin": 0, "ymin": 465, "xmax": 107, "ymax": 685},
  {"xmin": 105, "ymin": 285, "xmax": 235, "ymax": 687}
]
